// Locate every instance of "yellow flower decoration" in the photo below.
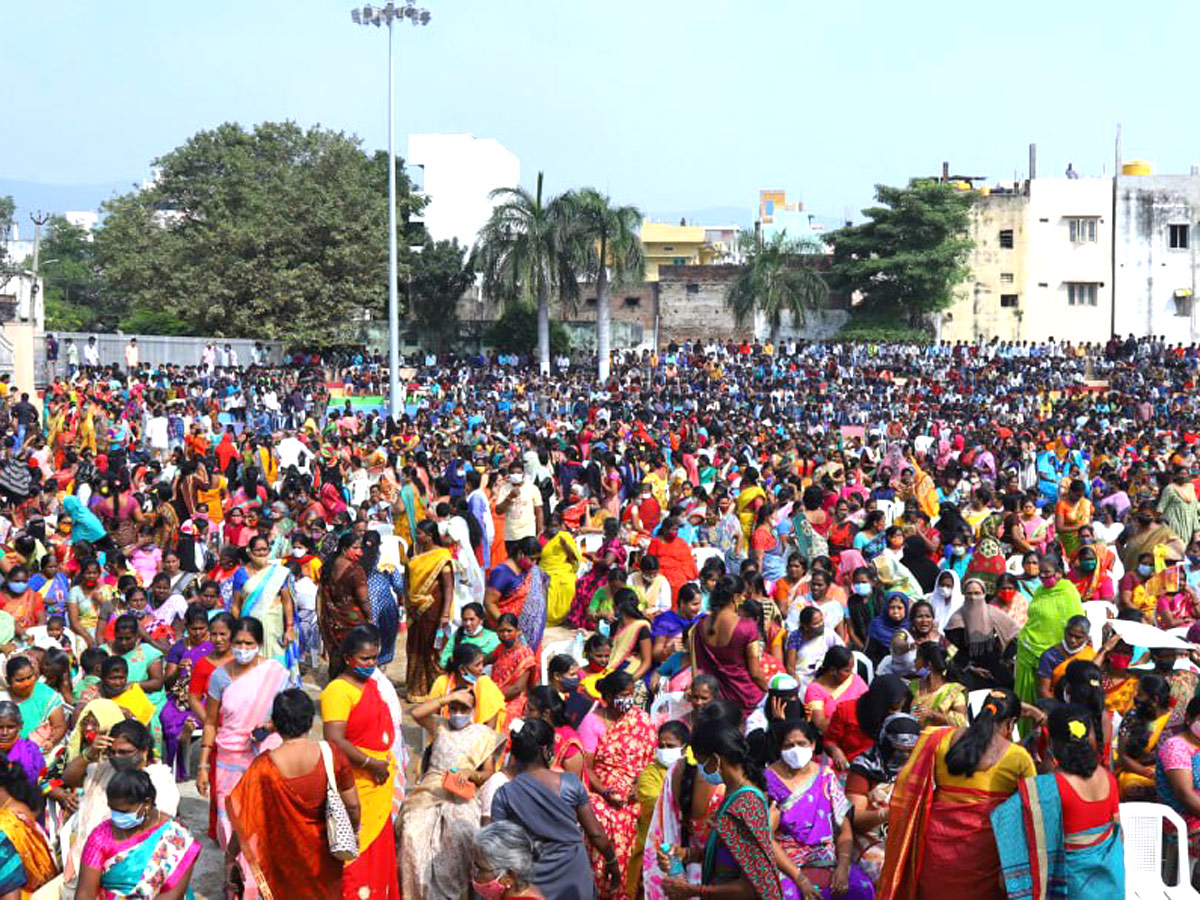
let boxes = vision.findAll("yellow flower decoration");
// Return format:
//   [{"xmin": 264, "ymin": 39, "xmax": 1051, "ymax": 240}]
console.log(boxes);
[{"xmin": 1068, "ymin": 719, "xmax": 1087, "ymax": 740}]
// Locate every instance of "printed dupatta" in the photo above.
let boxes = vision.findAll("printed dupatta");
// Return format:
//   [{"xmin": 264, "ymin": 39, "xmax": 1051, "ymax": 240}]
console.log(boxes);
[
  {"xmin": 701, "ymin": 785, "xmax": 783, "ymax": 900},
  {"xmin": 98, "ymin": 817, "xmax": 200, "ymax": 897}
]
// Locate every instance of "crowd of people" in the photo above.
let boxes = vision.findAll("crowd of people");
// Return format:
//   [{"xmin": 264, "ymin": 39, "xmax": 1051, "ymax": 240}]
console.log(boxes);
[{"xmin": 0, "ymin": 333, "xmax": 1197, "ymax": 896}]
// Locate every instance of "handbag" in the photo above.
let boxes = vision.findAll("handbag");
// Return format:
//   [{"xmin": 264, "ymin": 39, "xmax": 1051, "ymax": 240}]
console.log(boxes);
[
  {"xmin": 442, "ymin": 766, "xmax": 476, "ymax": 801},
  {"xmin": 319, "ymin": 740, "xmax": 359, "ymax": 861}
]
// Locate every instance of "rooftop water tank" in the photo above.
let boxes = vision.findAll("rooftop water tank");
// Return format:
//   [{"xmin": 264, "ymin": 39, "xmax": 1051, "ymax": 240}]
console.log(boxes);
[{"xmin": 1122, "ymin": 160, "xmax": 1152, "ymax": 176}]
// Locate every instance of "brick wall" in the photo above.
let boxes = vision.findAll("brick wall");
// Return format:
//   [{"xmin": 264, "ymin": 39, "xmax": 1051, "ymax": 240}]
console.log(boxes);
[{"xmin": 657, "ymin": 265, "xmax": 742, "ymax": 342}]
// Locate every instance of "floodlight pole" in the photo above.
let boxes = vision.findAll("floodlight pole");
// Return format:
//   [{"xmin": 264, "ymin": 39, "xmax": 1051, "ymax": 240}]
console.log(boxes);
[{"xmin": 351, "ymin": 2, "xmax": 430, "ymax": 421}]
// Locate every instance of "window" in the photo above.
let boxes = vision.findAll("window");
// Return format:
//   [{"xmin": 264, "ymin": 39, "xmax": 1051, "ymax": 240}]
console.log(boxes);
[
  {"xmin": 686, "ymin": 283, "xmax": 700, "ymax": 294},
  {"xmin": 663, "ymin": 245, "xmax": 675, "ymax": 252},
  {"xmin": 1066, "ymin": 282, "xmax": 1098, "ymax": 306},
  {"xmin": 1170, "ymin": 224, "xmax": 1190, "ymax": 249},
  {"xmin": 1175, "ymin": 290, "xmax": 1194, "ymax": 317},
  {"xmin": 584, "ymin": 297, "xmax": 597, "ymax": 306},
  {"xmin": 999, "ymin": 229, "xmax": 1014, "ymax": 248},
  {"xmin": 623, "ymin": 296, "xmax": 641, "ymax": 308},
  {"xmin": 1000, "ymin": 294, "xmax": 1019, "ymax": 308},
  {"xmin": 1000, "ymin": 272, "xmax": 1014, "ymax": 284},
  {"xmin": 764, "ymin": 200, "xmax": 775, "ymax": 216},
  {"xmin": 1068, "ymin": 217, "xmax": 1098, "ymax": 243},
  {"xmin": 673, "ymin": 257, "xmax": 689, "ymax": 266}
]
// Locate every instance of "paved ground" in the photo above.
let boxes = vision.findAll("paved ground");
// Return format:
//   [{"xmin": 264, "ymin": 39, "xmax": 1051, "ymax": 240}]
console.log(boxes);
[{"xmin": 184, "ymin": 624, "xmax": 576, "ymax": 897}]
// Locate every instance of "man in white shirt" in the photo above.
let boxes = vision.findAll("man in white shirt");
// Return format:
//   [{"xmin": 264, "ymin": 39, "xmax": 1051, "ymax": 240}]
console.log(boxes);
[
  {"xmin": 83, "ymin": 336, "xmax": 100, "ymax": 368},
  {"xmin": 494, "ymin": 461, "xmax": 542, "ymax": 555},
  {"xmin": 276, "ymin": 432, "xmax": 310, "ymax": 475},
  {"xmin": 124, "ymin": 338, "xmax": 139, "ymax": 372}
]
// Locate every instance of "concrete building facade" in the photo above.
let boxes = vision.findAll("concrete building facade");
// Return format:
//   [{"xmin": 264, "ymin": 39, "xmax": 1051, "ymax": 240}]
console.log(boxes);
[{"xmin": 407, "ymin": 134, "xmax": 520, "ymax": 253}]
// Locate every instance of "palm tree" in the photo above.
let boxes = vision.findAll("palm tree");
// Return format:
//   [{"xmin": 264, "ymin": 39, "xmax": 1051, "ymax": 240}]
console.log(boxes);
[
  {"xmin": 725, "ymin": 232, "xmax": 829, "ymax": 342},
  {"xmin": 475, "ymin": 172, "xmax": 577, "ymax": 373},
  {"xmin": 563, "ymin": 188, "xmax": 644, "ymax": 382}
]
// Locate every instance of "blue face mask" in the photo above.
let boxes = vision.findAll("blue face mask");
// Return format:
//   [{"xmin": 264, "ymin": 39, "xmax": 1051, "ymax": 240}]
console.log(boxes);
[
  {"xmin": 111, "ymin": 808, "xmax": 145, "ymax": 831},
  {"xmin": 700, "ymin": 759, "xmax": 723, "ymax": 786},
  {"xmin": 6, "ymin": 582, "xmax": 27, "ymax": 594},
  {"xmin": 352, "ymin": 665, "xmax": 375, "ymax": 680},
  {"xmin": 462, "ymin": 671, "xmax": 478, "ymax": 685},
  {"xmin": 852, "ymin": 583, "xmax": 872, "ymax": 597},
  {"xmin": 1138, "ymin": 564, "xmax": 1154, "ymax": 577},
  {"xmin": 598, "ymin": 620, "xmax": 611, "ymax": 638}
]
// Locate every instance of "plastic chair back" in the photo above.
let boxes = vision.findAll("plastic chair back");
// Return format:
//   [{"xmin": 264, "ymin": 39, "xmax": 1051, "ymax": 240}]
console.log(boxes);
[
  {"xmin": 1082, "ymin": 599, "xmax": 1118, "ymax": 650},
  {"xmin": 1120, "ymin": 801, "xmax": 1193, "ymax": 894},
  {"xmin": 851, "ymin": 651, "xmax": 874, "ymax": 684},
  {"xmin": 540, "ymin": 638, "xmax": 582, "ymax": 683}
]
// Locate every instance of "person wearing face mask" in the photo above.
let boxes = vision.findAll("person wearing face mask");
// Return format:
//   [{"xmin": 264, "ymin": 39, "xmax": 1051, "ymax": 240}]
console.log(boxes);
[
  {"xmin": 0, "ymin": 755, "xmax": 58, "ymax": 897},
  {"xmin": 568, "ymin": 517, "xmax": 627, "ymax": 630},
  {"xmin": 656, "ymin": 719, "xmax": 784, "ymax": 899},
  {"xmin": 61, "ymin": 719, "xmax": 181, "ymax": 897},
  {"xmin": 323, "ymin": 625, "xmax": 403, "ymax": 900},
  {"xmin": 1066, "ymin": 544, "xmax": 1115, "ymax": 603},
  {"xmin": 629, "ymin": 721, "xmax": 691, "ymax": 897},
  {"xmin": 491, "ymin": 717, "xmax": 618, "ymax": 899},
  {"xmin": 1035, "ymin": 615, "xmax": 1098, "ymax": 699},
  {"xmin": 766, "ymin": 719, "xmax": 874, "ymax": 899},
  {"xmin": 196, "ymin": 616, "xmax": 289, "ymax": 891},
  {"xmin": 317, "ymin": 532, "xmax": 372, "ymax": 680},
  {"xmin": 403, "ymin": 678, "xmax": 500, "ymax": 900},
  {"xmin": 1155, "ymin": 692, "xmax": 1200, "ymax": 843},
  {"xmin": 493, "ymin": 613, "xmax": 537, "ymax": 723},
  {"xmin": 430, "ymin": 643, "xmax": 506, "ymax": 730},
  {"xmin": 470, "ymin": 821, "xmax": 546, "ymax": 900},
  {"xmin": 0, "ymin": 565, "xmax": 45, "ymax": 632},
  {"xmin": 495, "ymin": 462, "xmax": 544, "ymax": 558},
  {"xmin": 75, "ymin": 767, "xmax": 200, "ymax": 898},
  {"xmin": 576, "ymin": 671, "xmax": 655, "ymax": 898},
  {"xmin": 1115, "ymin": 672, "xmax": 1172, "ymax": 800},
  {"xmin": 440, "ymin": 601, "xmax": 499, "ymax": 668},
  {"xmin": 1015, "ymin": 555, "xmax": 1083, "ymax": 705}
]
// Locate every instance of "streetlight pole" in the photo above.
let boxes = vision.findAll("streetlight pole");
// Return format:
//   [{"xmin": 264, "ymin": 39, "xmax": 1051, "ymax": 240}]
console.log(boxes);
[{"xmin": 350, "ymin": 1, "xmax": 430, "ymax": 421}]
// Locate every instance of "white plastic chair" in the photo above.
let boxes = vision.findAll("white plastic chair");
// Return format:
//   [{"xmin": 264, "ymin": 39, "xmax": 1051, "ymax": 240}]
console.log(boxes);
[
  {"xmin": 692, "ymin": 546, "xmax": 723, "ymax": 570},
  {"xmin": 1120, "ymin": 801, "xmax": 1196, "ymax": 898},
  {"xmin": 578, "ymin": 533, "xmax": 603, "ymax": 555},
  {"xmin": 967, "ymin": 688, "xmax": 1020, "ymax": 739},
  {"xmin": 540, "ymin": 637, "xmax": 584, "ymax": 684},
  {"xmin": 1082, "ymin": 599, "xmax": 1118, "ymax": 650},
  {"xmin": 852, "ymin": 651, "xmax": 874, "ymax": 684}
]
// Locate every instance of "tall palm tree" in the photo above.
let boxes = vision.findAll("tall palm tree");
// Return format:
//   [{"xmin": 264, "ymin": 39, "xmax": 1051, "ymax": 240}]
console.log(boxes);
[
  {"xmin": 726, "ymin": 232, "xmax": 829, "ymax": 342},
  {"xmin": 475, "ymin": 172, "xmax": 577, "ymax": 373},
  {"xmin": 563, "ymin": 188, "xmax": 644, "ymax": 382}
]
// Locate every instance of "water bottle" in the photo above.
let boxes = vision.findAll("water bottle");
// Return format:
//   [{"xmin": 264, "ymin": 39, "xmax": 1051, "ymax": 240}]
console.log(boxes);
[
  {"xmin": 571, "ymin": 630, "xmax": 585, "ymax": 659},
  {"xmin": 660, "ymin": 842, "xmax": 685, "ymax": 877},
  {"xmin": 433, "ymin": 624, "xmax": 449, "ymax": 652}
]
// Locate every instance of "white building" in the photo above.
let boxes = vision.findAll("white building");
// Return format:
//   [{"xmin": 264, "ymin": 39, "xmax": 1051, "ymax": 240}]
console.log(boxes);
[
  {"xmin": 64, "ymin": 210, "xmax": 100, "ymax": 236},
  {"xmin": 406, "ymin": 134, "xmax": 520, "ymax": 253}
]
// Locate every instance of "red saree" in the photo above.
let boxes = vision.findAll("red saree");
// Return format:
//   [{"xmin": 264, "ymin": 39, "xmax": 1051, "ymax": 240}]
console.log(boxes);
[
  {"xmin": 492, "ymin": 640, "xmax": 537, "ymax": 723},
  {"xmin": 879, "ymin": 727, "xmax": 953, "ymax": 900}
]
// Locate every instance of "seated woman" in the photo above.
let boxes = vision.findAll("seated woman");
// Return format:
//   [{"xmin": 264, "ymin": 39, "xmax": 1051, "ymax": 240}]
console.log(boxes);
[
  {"xmin": 2, "ymin": 655, "xmax": 66, "ymax": 753},
  {"xmin": 768, "ymin": 719, "xmax": 874, "ymax": 898},
  {"xmin": 864, "ymin": 592, "xmax": 910, "ymax": 665},
  {"xmin": 492, "ymin": 613, "xmax": 537, "ymax": 725},
  {"xmin": 76, "ymin": 767, "xmax": 200, "ymax": 899},
  {"xmin": 438, "ymin": 601, "xmax": 498, "ymax": 669},
  {"xmin": 0, "ymin": 700, "xmax": 43, "ymax": 786},
  {"xmin": 992, "ymin": 705, "xmax": 1124, "ymax": 897},
  {"xmin": 910, "ymin": 643, "xmax": 968, "ymax": 728},
  {"xmin": 401, "ymin": 682, "xmax": 500, "ymax": 899},
  {"xmin": 471, "ymin": 821, "xmax": 549, "ymax": 900},
  {"xmin": 0, "ymin": 757, "xmax": 57, "ymax": 898},
  {"xmin": 846, "ymin": 713, "xmax": 921, "ymax": 886},
  {"xmin": 803, "ymin": 646, "xmax": 867, "ymax": 733},
  {"xmin": 1035, "ymin": 615, "xmax": 1097, "ymax": 699},
  {"xmin": 430, "ymin": 643, "xmax": 506, "ymax": 730},
  {"xmin": 583, "ymin": 592, "xmax": 653, "ymax": 700},
  {"xmin": 1116, "ymin": 673, "xmax": 1172, "ymax": 800},
  {"xmin": 786, "ymin": 606, "xmax": 844, "ymax": 690},
  {"xmin": 824, "ymin": 675, "xmax": 913, "ymax": 770},
  {"xmin": 943, "ymin": 577, "xmax": 1020, "ymax": 690},
  {"xmin": 1156, "ymin": 692, "xmax": 1200, "ymax": 850},
  {"xmin": 649, "ymin": 584, "xmax": 704, "ymax": 693},
  {"xmin": 524, "ymin": 686, "xmax": 585, "ymax": 783}
]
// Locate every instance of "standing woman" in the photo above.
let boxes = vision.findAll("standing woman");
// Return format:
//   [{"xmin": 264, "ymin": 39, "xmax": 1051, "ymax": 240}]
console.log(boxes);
[
  {"xmin": 318, "ymin": 532, "xmax": 371, "ymax": 677},
  {"xmin": 583, "ymin": 672, "xmax": 657, "ymax": 899},
  {"xmin": 492, "ymin": 613, "xmax": 537, "ymax": 724},
  {"xmin": 692, "ymin": 576, "xmax": 768, "ymax": 717},
  {"xmin": 879, "ymin": 688, "xmax": 1035, "ymax": 900},
  {"xmin": 656, "ymin": 719, "xmax": 783, "ymax": 900},
  {"xmin": 992, "ymin": 705, "xmax": 1124, "ymax": 896},
  {"xmin": 196, "ymin": 616, "xmax": 290, "ymax": 892},
  {"xmin": 361, "ymin": 529, "xmax": 404, "ymax": 667},
  {"xmin": 321, "ymin": 625, "xmax": 401, "ymax": 900},
  {"xmin": 160, "ymin": 605, "xmax": 213, "ymax": 781},
  {"xmin": 540, "ymin": 513, "xmax": 581, "ymax": 626},
  {"xmin": 405, "ymin": 520, "xmax": 454, "ymax": 702},
  {"xmin": 232, "ymin": 534, "xmax": 299, "ymax": 680}
]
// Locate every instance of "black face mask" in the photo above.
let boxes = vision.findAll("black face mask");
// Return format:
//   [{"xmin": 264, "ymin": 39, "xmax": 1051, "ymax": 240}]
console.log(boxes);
[{"xmin": 109, "ymin": 754, "xmax": 140, "ymax": 772}]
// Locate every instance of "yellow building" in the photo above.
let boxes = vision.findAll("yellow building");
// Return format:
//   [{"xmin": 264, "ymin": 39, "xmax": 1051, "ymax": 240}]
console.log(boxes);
[{"xmin": 639, "ymin": 219, "xmax": 722, "ymax": 281}]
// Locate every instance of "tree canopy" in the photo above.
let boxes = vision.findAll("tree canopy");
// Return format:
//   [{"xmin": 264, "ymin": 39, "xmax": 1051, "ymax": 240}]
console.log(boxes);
[
  {"xmin": 408, "ymin": 238, "xmax": 475, "ymax": 353},
  {"xmin": 94, "ymin": 121, "xmax": 423, "ymax": 345},
  {"xmin": 36, "ymin": 216, "xmax": 131, "ymax": 332},
  {"xmin": 725, "ymin": 232, "xmax": 828, "ymax": 340},
  {"xmin": 0, "ymin": 197, "xmax": 15, "ymax": 276},
  {"xmin": 825, "ymin": 179, "xmax": 976, "ymax": 326}
]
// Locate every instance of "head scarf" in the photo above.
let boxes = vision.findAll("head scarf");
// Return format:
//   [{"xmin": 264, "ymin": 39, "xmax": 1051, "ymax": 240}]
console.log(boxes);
[
  {"xmin": 946, "ymin": 576, "xmax": 1020, "ymax": 654},
  {"xmin": 66, "ymin": 698, "xmax": 125, "ymax": 761},
  {"xmin": 867, "ymin": 591, "xmax": 911, "ymax": 647},
  {"xmin": 63, "ymin": 495, "xmax": 107, "ymax": 545},
  {"xmin": 837, "ymin": 549, "xmax": 867, "ymax": 587},
  {"xmin": 926, "ymin": 568, "xmax": 964, "ymax": 632},
  {"xmin": 872, "ymin": 555, "xmax": 923, "ymax": 599},
  {"xmin": 849, "ymin": 712, "xmax": 922, "ymax": 784}
]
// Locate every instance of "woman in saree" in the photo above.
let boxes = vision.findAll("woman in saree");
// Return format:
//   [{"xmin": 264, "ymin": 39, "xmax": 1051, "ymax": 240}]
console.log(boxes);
[
  {"xmin": 485, "ymin": 537, "xmax": 536, "ymax": 625},
  {"xmin": 400, "ymin": 676, "xmax": 498, "ymax": 900},
  {"xmin": 735, "ymin": 467, "xmax": 767, "ymax": 543},
  {"xmin": 1159, "ymin": 466, "xmax": 1200, "ymax": 549},
  {"xmin": 196, "ymin": 616, "xmax": 289, "ymax": 893},
  {"xmin": 0, "ymin": 756, "xmax": 57, "ymax": 897},
  {"xmin": 0, "ymin": 701, "xmax": 44, "ymax": 786},
  {"xmin": 76, "ymin": 768, "xmax": 200, "ymax": 900},
  {"xmin": 1156, "ymin": 692, "xmax": 1200, "ymax": 848},
  {"xmin": 1034, "ymin": 615, "xmax": 1097, "ymax": 699},
  {"xmin": 910, "ymin": 643, "xmax": 968, "ymax": 728},
  {"xmin": 232, "ymin": 535, "xmax": 299, "ymax": 681},
  {"xmin": 227, "ymin": 688, "xmax": 359, "ymax": 900},
  {"xmin": 1116, "ymin": 672, "xmax": 1172, "ymax": 800},
  {"xmin": 767, "ymin": 720, "xmax": 874, "ymax": 899},
  {"xmin": 493, "ymin": 613, "xmax": 537, "ymax": 724},
  {"xmin": 1055, "ymin": 479, "xmax": 1093, "ymax": 559},
  {"xmin": 991, "ymin": 706, "xmax": 1124, "ymax": 898},
  {"xmin": 1015, "ymin": 556, "xmax": 1084, "ymax": 704},
  {"xmin": 656, "ymin": 718, "xmax": 784, "ymax": 900},
  {"xmin": 405, "ymin": 521, "xmax": 454, "ymax": 702},
  {"xmin": 584, "ymin": 593, "xmax": 653, "ymax": 700},
  {"xmin": 394, "ymin": 467, "xmax": 426, "ymax": 551},
  {"xmin": 318, "ymin": 531, "xmax": 370, "ymax": 677},
  {"xmin": 525, "ymin": 686, "xmax": 587, "ymax": 782},
  {"xmin": 693, "ymin": 576, "xmax": 767, "ymax": 717},
  {"xmin": 879, "ymin": 688, "xmax": 1035, "ymax": 900},
  {"xmin": 3, "ymin": 655, "xmax": 66, "ymax": 751},
  {"xmin": 430, "ymin": 643, "xmax": 506, "ymax": 730},
  {"xmin": 803, "ymin": 646, "xmax": 867, "ymax": 732},
  {"xmin": 583, "ymin": 671, "xmax": 657, "ymax": 899},
  {"xmin": 1066, "ymin": 544, "xmax": 1115, "ymax": 602},
  {"xmin": 568, "ymin": 517, "xmax": 626, "ymax": 629},
  {"xmin": 1016, "ymin": 494, "xmax": 1053, "ymax": 555},
  {"xmin": 541, "ymin": 513, "xmax": 580, "ymax": 626},
  {"xmin": 846, "ymin": 713, "xmax": 922, "ymax": 887},
  {"xmin": 159, "ymin": 605, "xmax": 212, "ymax": 781}
]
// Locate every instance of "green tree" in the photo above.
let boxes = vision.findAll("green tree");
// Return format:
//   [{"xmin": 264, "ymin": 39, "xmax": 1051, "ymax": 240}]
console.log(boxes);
[
  {"xmin": 35, "ymin": 216, "xmax": 129, "ymax": 331},
  {"xmin": 94, "ymin": 121, "xmax": 423, "ymax": 345},
  {"xmin": 408, "ymin": 238, "xmax": 475, "ymax": 353},
  {"xmin": 0, "ymin": 196, "xmax": 14, "ymax": 276},
  {"xmin": 475, "ymin": 172, "xmax": 577, "ymax": 374},
  {"xmin": 486, "ymin": 302, "xmax": 569, "ymax": 357},
  {"xmin": 563, "ymin": 188, "xmax": 643, "ymax": 381},
  {"xmin": 825, "ymin": 179, "xmax": 976, "ymax": 327},
  {"xmin": 725, "ymin": 232, "xmax": 829, "ymax": 341}
]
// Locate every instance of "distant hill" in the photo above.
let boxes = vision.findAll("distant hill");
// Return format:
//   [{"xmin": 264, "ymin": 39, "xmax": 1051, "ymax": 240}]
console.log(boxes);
[
  {"xmin": 0, "ymin": 179, "xmax": 138, "ymax": 228},
  {"xmin": 647, "ymin": 206, "xmax": 754, "ymax": 229}
]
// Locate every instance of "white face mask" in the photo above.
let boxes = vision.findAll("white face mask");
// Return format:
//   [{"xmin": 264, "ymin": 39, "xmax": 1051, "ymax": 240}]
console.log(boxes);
[
  {"xmin": 656, "ymin": 747, "xmax": 684, "ymax": 769},
  {"xmin": 232, "ymin": 647, "xmax": 258, "ymax": 665},
  {"xmin": 509, "ymin": 473, "xmax": 524, "ymax": 485},
  {"xmin": 780, "ymin": 745, "xmax": 813, "ymax": 771}
]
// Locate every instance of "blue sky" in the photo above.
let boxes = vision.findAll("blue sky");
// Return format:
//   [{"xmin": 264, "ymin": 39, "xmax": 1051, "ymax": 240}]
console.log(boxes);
[{"xmin": 4, "ymin": 0, "xmax": 1200, "ymax": 225}]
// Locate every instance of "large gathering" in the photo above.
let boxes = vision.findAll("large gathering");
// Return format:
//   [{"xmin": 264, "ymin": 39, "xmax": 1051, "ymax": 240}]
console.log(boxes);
[{"xmin": 0, "ymin": 335, "xmax": 1190, "ymax": 897}]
